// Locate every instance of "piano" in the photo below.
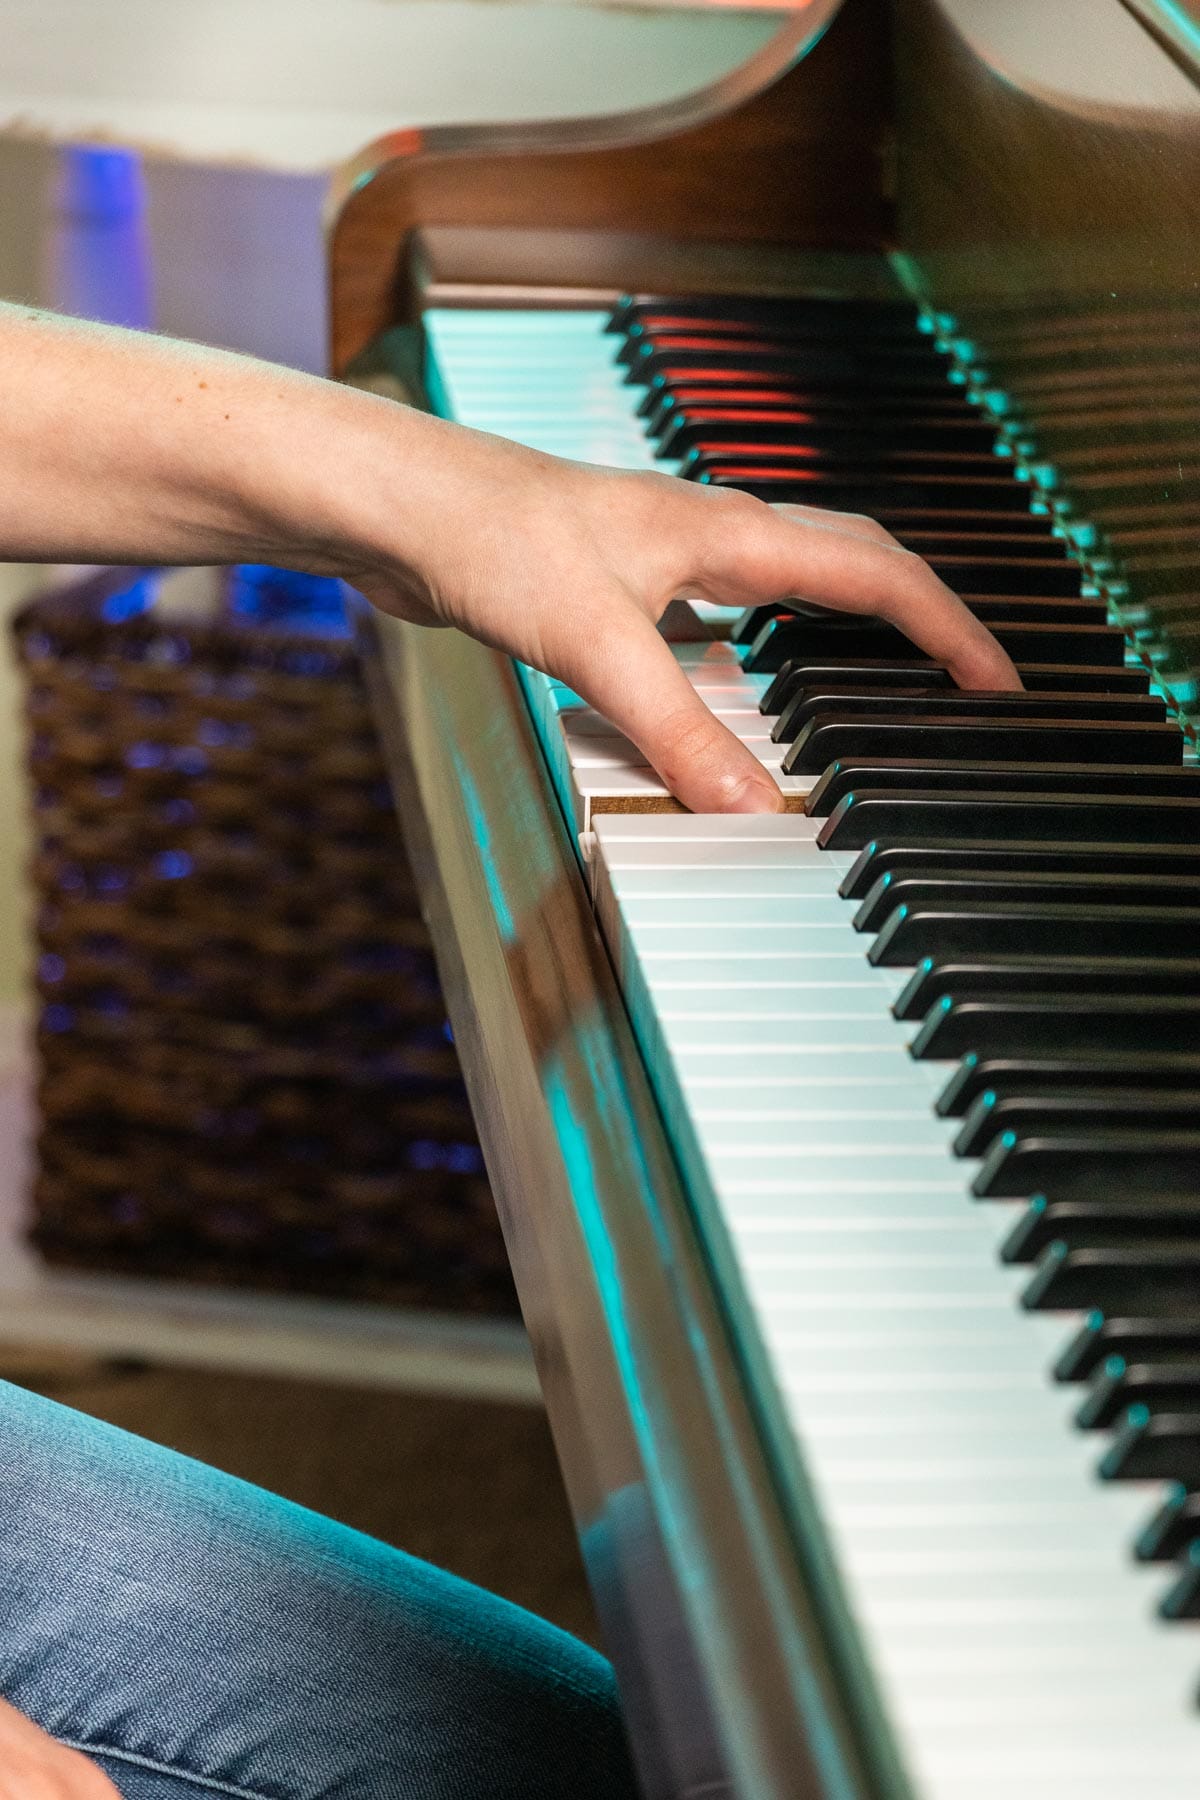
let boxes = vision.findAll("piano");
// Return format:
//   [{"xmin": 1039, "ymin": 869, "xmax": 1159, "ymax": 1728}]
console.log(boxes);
[{"xmin": 328, "ymin": 2, "xmax": 1200, "ymax": 1794}]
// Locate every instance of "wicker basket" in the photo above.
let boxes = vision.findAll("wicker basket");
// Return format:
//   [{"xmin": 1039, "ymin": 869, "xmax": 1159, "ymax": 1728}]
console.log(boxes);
[{"xmin": 13, "ymin": 564, "xmax": 515, "ymax": 1312}]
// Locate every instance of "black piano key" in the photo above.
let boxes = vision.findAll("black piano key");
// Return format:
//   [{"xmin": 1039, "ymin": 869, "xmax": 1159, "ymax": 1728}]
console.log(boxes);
[
  {"xmin": 914, "ymin": 995, "xmax": 1200, "ymax": 1063},
  {"xmin": 637, "ymin": 375, "xmax": 985, "ymax": 422},
  {"xmin": 1024, "ymin": 1246, "xmax": 1200, "ymax": 1316},
  {"xmin": 807, "ymin": 761, "xmax": 1200, "ymax": 817},
  {"xmin": 912, "ymin": 992, "xmax": 1200, "ymax": 1060},
  {"xmin": 642, "ymin": 377, "xmax": 977, "ymax": 411},
  {"xmin": 974, "ymin": 1130, "xmax": 1200, "ymax": 1200},
  {"xmin": 1099, "ymin": 1410, "xmax": 1200, "ymax": 1486},
  {"xmin": 1004, "ymin": 1199, "xmax": 1200, "ymax": 1266},
  {"xmin": 774, "ymin": 688, "xmax": 1165, "ymax": 746},
  {"xmin": 694, "ymin": 448, "xmax": 1014, "ymax": 482},
  {"xmin": 856, "ymin": 870, "xmax": 1198, "ymax": 936},
  {"xmin": 684, "ymin": 446, "xmax": 1006, "ymax": 483},
  {"xmin": 646, "ymin": 400, "xmax": 999, "ymax": 449},
  {"xmin": 733, "ymin": 602, "xmax": 792, "ymax": 646},
  {"xmin": 869, "ymin": 904, "xmax": 1200, "ymax": 968},
  {"xmin": 952, "ymin": 1083, "xmax": 1200, "ymax": 1157},
  {"xmin": 747, "ymin": 613, "xmax": 1126, "ymax": 672},
  {"xmin": 1057, "ymin": 1315, "xmax": 1200, "ymax": 1385},
  {"xmin": 766, "ymin": 505, "xmax": 1057, "ymax": 546},
  {"xmin": 950, "ymin": 598, "xmax": 1109, "ymax": 626},
  {"xmin": 788, "ymin": 716, "xmax": 1183, "ymax": 776},
  {"xmin": 773, "ymin": 682, "xmax": 1164, "ymax": 744},
  {"xmin": 615, "ymin": 320, "xmax": 926, "ymax": 359},
  {"xmin": 716, "ymin": 497, "xmax": 1065, "ymax": 555},
  {"xmin": 743, "ymin": 597, "xmax": 1112, "ymax": 661},
  {"xmin": 892, "ymin": 529, "xmax": 1074, "ymax": 561},
  {"xmin": 923, "ymin": 557, "xmax": 1086, "ymax": 598},
  {"xmin": 844, "ymin": 843, "xmax": 1200, "ymax": 904},
  {"xmin": 615, "ymin": 312, "xmax": 938, "ymax": 349},
  {"xmin": 1136, "ymin": 1490, "xmax": 1200, "ymax": 1564},
  {"xmin": 1077, "ymin": 1361, "xmax": 1200, "ymax": 1431},
  {"xmin": 615, "ymin": 315, "xmax": 938, "ymax": 348},
  {"xmin": 760, "ymin": 661, "xmax": 1152, "ymax": 715},
  {"xmin": 1165, "ymin": 1555, "xmax": 1200, "ymax": 1627},
  {"xmin": 702, "ymin": 471, "xmax": 1040, "ymax": 514},
  {"xmin": 819, "ymin": 793, "xmax": 1200, "ymax": 852},
  {"xmin": 624, "ymin": 342, "xmax": 951, "ymax": 387},
  {"xmin": 653, "ymin": 412, "xmax": 1002, "ymax": 460},
  {"xmin": 610, "ymin": 294, "xmax": 922, "ymax": 334},
  {"xmin": 938, "ymin": 1053, "xmax": 1200, "ymax": 1120}
]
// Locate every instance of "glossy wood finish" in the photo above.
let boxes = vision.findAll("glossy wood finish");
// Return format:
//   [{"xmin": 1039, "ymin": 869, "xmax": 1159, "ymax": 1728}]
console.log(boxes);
[
  {"xmin": 897, "ymin": 0, "xmax": 1200, "ymax": 719},
  {"xmin": 354, "ymin": 602, "xmax": 909, "ymax": 1800},
  {"xmin": 1122, "ymin": 0, "xmax": 1200, "ymax": 85},
  {"xmin": 327, "ymin": 0, "xmax": 891, "ymax": 373}
]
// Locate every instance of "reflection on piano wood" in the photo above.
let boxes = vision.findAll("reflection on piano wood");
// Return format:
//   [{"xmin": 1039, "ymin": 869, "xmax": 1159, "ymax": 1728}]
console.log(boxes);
[{"xmin": 335, "ymin": 2, "xmax": 1200, "ymax": 1796}]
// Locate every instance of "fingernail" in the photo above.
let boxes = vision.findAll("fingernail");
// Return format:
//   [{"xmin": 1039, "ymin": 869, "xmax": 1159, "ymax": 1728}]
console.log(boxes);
[{"xmin": 726, "ymin": 776, "xmax": 784, "ymax": 814}]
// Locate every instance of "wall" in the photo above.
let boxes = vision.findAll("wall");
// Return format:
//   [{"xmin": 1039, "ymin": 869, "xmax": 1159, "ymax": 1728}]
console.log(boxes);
[{"xmin": 0, "ymin": 3, "xmax": 780, "ymax": 1002}]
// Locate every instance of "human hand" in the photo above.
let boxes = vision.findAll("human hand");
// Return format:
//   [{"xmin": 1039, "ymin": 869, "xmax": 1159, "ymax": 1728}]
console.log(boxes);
[
  {"xmin": 0, "ymin": 1698, "xmax": 119, "ymax": 1800},
  {"xmin": 0, "ymin": 310, "xmax": 1020, "ymax": 815},
  {"xmin": 349, "ymin": 421, "xmax": 1022, "ymax": 814}
]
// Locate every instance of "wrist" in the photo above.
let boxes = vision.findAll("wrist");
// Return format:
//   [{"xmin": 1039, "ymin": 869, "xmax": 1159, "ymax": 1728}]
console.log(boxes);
[{"xmin": 259, "ymin": 381, "xmax": 449, "ymax": 594}]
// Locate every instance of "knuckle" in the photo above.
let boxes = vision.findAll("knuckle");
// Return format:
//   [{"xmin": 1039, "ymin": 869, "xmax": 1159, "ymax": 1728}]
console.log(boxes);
[
  {"xmin": 701, "ymin": 484, "xmax": 767, "ymax": 530},
  {"xmin": 697, "ymin": 489, "xmax": 771, "ymax": 567},
  {"xmin": 891, "ymin": 544, "xmax": 940, "ymax": 594}
]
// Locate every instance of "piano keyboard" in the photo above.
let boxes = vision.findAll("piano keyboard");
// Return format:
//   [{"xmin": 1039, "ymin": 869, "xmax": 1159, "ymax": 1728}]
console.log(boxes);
[{"xmin": 424, "ymin": 295, "xmax": 1200, "ymax": 1795}]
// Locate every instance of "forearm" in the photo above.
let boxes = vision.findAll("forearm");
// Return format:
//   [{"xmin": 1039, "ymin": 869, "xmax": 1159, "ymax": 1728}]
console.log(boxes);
[
  {"xmin": 0, "ymin": 303, "xmax": 1018, "ymax": 814},
  {"xmin": 0, "ymin": 303, "xmax": 427, "ymax": 575}
]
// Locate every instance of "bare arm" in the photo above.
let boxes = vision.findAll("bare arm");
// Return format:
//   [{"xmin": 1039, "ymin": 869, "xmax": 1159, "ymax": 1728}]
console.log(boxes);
[{"xmin": 0, "ymin": 304, "xmax": 1020, "ymax": 813}]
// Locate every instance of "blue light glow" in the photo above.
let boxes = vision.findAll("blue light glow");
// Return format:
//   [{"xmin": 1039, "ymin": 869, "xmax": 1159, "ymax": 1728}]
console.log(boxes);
[
  {"xmin": 154, "ymin": 850, "xmax": 193, "ymax": 880},
  {"xmin": 102, "ymin": 574, "xmax": 158, "ymax": 623}
]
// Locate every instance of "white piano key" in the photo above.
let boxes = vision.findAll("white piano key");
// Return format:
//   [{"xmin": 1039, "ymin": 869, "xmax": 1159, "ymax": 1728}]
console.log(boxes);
[
  {"xmin": 569, "ymin": 739, "xmax": 787, "ymax": 771},
  {"xmin": 600, "ymin": 840, "xmax": 839, "ymax": 870},
  {"xmin": 611, "ymin": 868, "xmax": 854, "ymax": 900},
  {"xmin": 642, "ymin": 964, "xmax": 882, "ymax": 993},
  {"xmin": 596, "ymin": 812, "xmax": 826, "ymax": 842},
  {"xmin": 560, "ymin": 707, "xmax": 765, "ymax": 738},
  {"xmin": 621, "ymin": 891, "xmax": 854, "ymax": 929},
  {"xmin": 672, "ymin": 1049, "xmax": 942, "ymax": 1085},
  {"xmin": 624, "ymin": 923, "xmax": 856, "ymax": 958},
  {"xmin": 657, "ymin": 994, "xmax": 900, "ymax": 1023},
  {"xmin": 656, "ymin": 679, "xmax": 773, "ymax": 705}
]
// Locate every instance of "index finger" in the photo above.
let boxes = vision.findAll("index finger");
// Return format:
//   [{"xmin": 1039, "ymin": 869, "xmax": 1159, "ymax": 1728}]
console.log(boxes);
[
  {"xmin": 551, "ymin": 607, "xmax": 783, "ymax": 814},
  {"xmin": 698, "ymin": 500, "xmax": 1023, "ymax": 691}
]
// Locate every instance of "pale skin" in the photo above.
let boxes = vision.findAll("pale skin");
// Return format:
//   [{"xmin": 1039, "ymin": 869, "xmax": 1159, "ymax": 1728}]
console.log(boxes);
[{"xmin": 0, "ymin": 304, "xmax": 1019, "ymax": 1788}]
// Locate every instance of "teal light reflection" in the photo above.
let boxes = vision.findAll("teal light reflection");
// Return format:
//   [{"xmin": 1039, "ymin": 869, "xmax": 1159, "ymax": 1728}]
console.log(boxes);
[
  {"xmin": 1156, "ymin": 0, "xmax": 1200, "ymax": 57},
  {"xmin": 451, "ymin": 747, "xmax": 515, "ymax": 943},
  {"xmin": 545, "ymin": 1030, "xmax": 863, "ymax": 1800}
]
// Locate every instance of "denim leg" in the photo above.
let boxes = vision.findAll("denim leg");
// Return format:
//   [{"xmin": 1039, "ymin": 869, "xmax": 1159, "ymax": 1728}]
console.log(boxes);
[{"xmin": 0, "ymin": 1379, "xmax": 639, "ymax": 1800}]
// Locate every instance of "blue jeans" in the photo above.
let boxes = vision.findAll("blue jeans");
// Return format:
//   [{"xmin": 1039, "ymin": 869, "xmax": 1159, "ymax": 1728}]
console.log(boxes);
[{"xmin": 0, "ymin": 1379, "xmax": 639, "ymax": 1798}]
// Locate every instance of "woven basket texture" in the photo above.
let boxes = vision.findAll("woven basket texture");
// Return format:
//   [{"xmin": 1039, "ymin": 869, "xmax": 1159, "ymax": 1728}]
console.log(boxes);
[{"xmin": 13, "ymin": 566, "xmax": 515, "ymax": 1313}]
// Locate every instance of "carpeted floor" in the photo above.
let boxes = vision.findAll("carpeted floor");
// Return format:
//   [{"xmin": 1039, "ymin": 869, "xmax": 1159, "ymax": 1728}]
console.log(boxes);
[{"xmin": 0, "ymin": 1347, "xmax": 601, "ymax": 1648}]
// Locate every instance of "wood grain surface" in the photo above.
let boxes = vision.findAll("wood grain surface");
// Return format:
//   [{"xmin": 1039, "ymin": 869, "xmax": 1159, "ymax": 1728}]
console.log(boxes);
[{"xmin": 328, "ymin": 0, "xmax": 891, "ymax": 372}]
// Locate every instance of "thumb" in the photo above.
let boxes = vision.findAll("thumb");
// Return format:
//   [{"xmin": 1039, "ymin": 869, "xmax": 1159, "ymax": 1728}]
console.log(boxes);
[{"xmin": 556, "ymin": 609, "xmax": 782, "ymax": 814}]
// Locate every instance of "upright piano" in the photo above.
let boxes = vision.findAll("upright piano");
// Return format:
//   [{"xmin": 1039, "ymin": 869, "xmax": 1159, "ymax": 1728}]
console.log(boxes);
[{"xmin": 328, "ymin": 3, "xmax": 1200, "ymax": 1794}]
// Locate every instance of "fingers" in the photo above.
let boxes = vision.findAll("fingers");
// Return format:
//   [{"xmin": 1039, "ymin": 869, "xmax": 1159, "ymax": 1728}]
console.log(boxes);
[
  {"xmin": 774, "ymin": 502, "xmax": 899, "ymax": 551},
  {"xmin": 557, "ymin": 609, "xmax": 782, "ymax": 814},
  {"xmin": 696, "ymin": 495, "xmax": 1022, "ymax": 691}
]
